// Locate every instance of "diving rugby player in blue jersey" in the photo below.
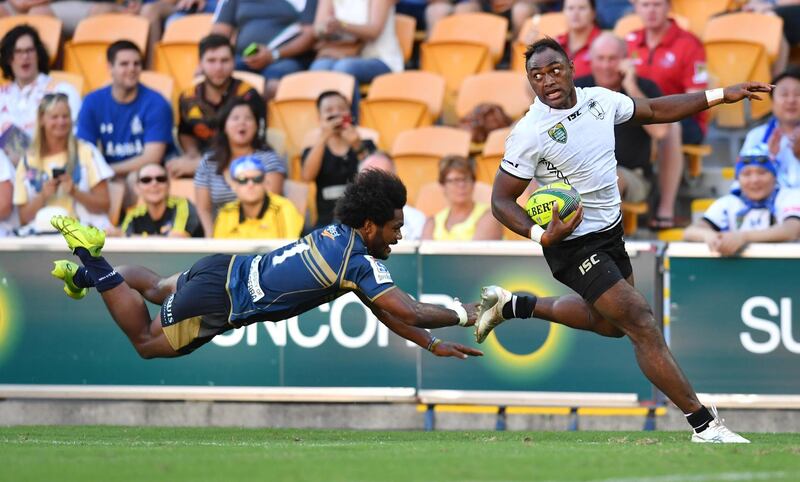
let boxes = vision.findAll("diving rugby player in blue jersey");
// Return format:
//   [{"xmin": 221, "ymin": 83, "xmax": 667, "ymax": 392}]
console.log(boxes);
[{"xmin": 50, "ymin": 169, "xmax": 483, "ymax": 359}]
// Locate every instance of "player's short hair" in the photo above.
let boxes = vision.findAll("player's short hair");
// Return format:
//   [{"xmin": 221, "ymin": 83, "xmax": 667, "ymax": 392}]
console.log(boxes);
[
  {"xmin": 438, "ymin": 155, "xmax": 476, "ymax": 184},
  {"xmin": 336, "ymin": 169, "xmax": 406, "ymax": 228},
  {"xmin": 199, "ymin": 34, "xmax": 234, "ymax": 59},
  {"xmin": 0, "ymin": 25, "xmax": 50, "ymax": 80},
  {"xmin": 524, "ymin": 37, "xmax": 570, "ymax": 70},
  {"xmin": 107, "ymin": 40, "xmax": 142, "ymax": 64}
]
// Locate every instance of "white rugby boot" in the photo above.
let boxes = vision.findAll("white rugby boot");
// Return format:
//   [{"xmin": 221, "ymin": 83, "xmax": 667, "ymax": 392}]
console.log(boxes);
[
  {"xmin": 474, "ymin": 285, "xmax": 512, "ymax": 343},
  {"xmin": 690, "ymin": 406, "xmax": 750, "ymax": 444}
]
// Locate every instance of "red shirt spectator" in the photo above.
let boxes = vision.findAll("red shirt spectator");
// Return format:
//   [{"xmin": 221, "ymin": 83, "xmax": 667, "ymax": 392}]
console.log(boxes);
[
  {"xmin": 626, "ymin": 19, "xmax": 708, "ymax": 135},
  {"xmin": 557, "ymin": 25, "xmax": 602, "ymax": 80}
]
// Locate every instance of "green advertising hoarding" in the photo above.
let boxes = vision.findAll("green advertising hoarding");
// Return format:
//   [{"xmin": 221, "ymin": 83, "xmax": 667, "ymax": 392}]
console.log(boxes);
[
  {"xmin": 0, "ymin": 238, "xmax": 659, "ymax": 399},
  {"xmin": 418, "ymin": 242, "xmax": 657, "ymax": 399},
  {"xmin": 668, "ymin": 243, "xmax": 800, "ymax": 395}
]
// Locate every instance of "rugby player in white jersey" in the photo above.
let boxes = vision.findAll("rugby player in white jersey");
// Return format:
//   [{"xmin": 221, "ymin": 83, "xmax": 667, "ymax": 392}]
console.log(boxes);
[{"xmin": 476, "ymin": 37, "xmax": 771, "ymax": 443}]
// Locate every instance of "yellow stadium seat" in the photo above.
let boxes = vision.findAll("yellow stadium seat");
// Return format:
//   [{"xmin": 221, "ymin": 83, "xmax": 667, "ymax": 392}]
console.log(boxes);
[
  {"xmin": 395, "ymin": 13, "xmax": 416, "ymax": 64},
  {"xmin": 421, "ymin": 13, "xmax": 508, "ymax": 93},
  {"xmin": 169, "ymin": 178, "xmax": 196, "ymax": 205},
  {"xmin": 621, "ymin": 201, "xmax": 648, "ymax": 236},
  {"xmin": 691, "ymin": 197, "xmax": 715, "ymax": 224},
  {"xmin": 390, "ymin": 126, "xmax": 471, "ymax": 203},
  {"xmin": 511, "ymin": 13, "xmax": 567, "ymax": 73},
  {"xmin": 0, "ymin": 15, "xmax": 62, "ymax": 65},
  {"xmin": 360, "ymin": 71, "xmax": 446, "ymax": 150},
  {"xmin": 153, "ymin": 14, "xmax": 213, "ymax": 94},
  {"xmin": 657, "ymin": 228, "xmax": 685, "ymax": 242},
  {"xmin": 683, "ymin": 144, "xmax": 713, "ymax": 178},
  {"xmin": 613, "ymin": 13, "xmax": 690, "ymax": 39},
  {"xmin": 48, "ymin": 71, "xmax": 84, "ymax": 98},
  {"xmin": 414, "ymin": 181, "xmax": 493, "ymax": 218},
  {"xmin": 268, "ymin": 71, "xmax": 356, "ymax": 160},
  {"xmin": 670, "ymin": 0, "xmax": 734, "ymax": 38},
  {"xmin": 478, "ymin": 126, "xmax": 512, "ymax": 185},
  {"xmin": 232, "ymin": 70, "xmax": 266, "ymax": 96},
  {"xmin": 140, "ymin": 71, "xmax": 174, "ymax": 104},
  {"xmin": 703, "ymin": 40, "xmax": 771, "ymax": 127},
  {"xmin": 704, "ymin": 12, "xmax": 783, "ymax": 62},
  {"xmin": 455, "ymin": 71, "xmax": 533, "ymax": 121},
  {"xmin": 64, "ymin": 14, "xmax": 150, "ymax": 94}
]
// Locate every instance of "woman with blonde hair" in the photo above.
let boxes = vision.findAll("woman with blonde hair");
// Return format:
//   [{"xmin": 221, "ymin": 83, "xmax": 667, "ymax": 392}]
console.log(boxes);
[
  {"xmin": 421, "ymin": 155, "xmax": 502, "ymax": 241},
  {"xmin": 14, "ymin": 93, "xmax": 113, "ymax": 229}
]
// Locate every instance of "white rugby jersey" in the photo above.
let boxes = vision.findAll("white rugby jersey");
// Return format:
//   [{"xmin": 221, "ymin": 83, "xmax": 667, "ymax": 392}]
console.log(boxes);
[
  {"xmin": 703, "ymin": 189, "xmax": 800, "ymax": 232},
  {"xmin": 502, "ymin": 86, "xmax": 635, "ymax": 238}
]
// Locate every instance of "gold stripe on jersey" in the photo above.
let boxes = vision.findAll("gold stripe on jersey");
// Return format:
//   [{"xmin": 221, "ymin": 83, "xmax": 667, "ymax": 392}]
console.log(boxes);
[
  {"xmin": 308, "ymin": 237, "xmax": 338, "ymax": 284},
  {"xmin": 338, "ymin": 230, "xmax": 357, "ymax": 288},
  {"xmin": 300, "ymin": 249, "xmax": 329, "ymax": 287},
  {"xmin": 162, "ymin": 315, "xmax": 201, "ymax": 351}
]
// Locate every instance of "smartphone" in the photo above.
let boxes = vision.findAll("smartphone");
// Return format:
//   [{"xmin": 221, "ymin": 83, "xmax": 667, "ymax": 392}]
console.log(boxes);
[
  {"xmin": 243, "ymin": 43, "xmax": 259, "ymax": 57},
  {"xmin": 51, "ymin": 167, "xmax": 66, "ymax": 179},
  {"xmin": 341, "ymin": 113, "xmax": 352, "ymax": 126}
]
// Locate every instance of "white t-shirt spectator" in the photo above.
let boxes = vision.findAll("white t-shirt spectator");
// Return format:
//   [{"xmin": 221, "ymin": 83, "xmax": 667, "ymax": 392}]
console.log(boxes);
[
  {"xmin": 0, "ymin": 73, "xmax": 81, "ymax": 148},
  {"xmin": 402, "ymin": 204, "xmax": 425, "ymax": 241},
  {"xmin": 703, "ymin": 188, "xmax": 800, "ymax": 232},
  {"xmin": 0, "ymin": 150, "xmax": 18, "ymax": 236}
]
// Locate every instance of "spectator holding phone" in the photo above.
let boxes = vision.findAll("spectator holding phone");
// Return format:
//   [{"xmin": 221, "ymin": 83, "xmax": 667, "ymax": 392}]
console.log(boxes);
[
  {"xmin": 14, "ymin": 93, "xmax": 113, "ymax": 230},
  {"xmin": 301, "ymin": 90, "xmax": 375, "ymax": 230}
]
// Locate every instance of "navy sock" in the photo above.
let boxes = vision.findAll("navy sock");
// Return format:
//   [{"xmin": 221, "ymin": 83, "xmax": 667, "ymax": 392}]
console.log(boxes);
[
  {"xmin": 686, "ymin": 406, "xmax": 714, "ymax": 433},
  {"xmin": 73, "ymin": 267, "xmax": 95, "ymax": 288},
  {"xmin": 501, "ymin": 294, "xmax": 537, "ymax": 319},
  {"xmin": 74, "ymin": 247, "xmax": 123, "ymax": 293}
]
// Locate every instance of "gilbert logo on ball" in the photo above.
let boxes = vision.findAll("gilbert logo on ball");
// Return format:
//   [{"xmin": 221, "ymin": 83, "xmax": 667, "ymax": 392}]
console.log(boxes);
[{"xmin": 525, "ymin": 182, "xmax": 581, "ymax": 228}]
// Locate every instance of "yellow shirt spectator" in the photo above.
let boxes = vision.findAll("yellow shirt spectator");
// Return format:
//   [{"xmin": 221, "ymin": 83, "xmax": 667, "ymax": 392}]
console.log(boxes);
[
  {"xmin": 213, "ymin": 194, "xmax": 303, "ymax": 239},
  {"xmin": 432, "ymin": 202, "xmax": 490, "ymax": 241}
]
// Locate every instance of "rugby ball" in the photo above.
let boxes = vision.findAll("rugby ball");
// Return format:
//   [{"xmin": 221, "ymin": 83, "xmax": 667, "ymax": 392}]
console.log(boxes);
[{"xmin": 525, "ymin": 182, "xmax": 581, "ymax": 228}]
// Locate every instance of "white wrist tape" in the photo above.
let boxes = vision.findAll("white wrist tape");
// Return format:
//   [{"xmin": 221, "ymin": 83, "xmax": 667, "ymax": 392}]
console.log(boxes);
[
  {"xmin": 705, "ymin": 88, "xmax": 724, "ymax": 107},
  {"xmin": 453, "ymin": 298, "xmax": 468, "ymax": 327},
  {"xmin": 530, "ymin": 225, "xmax": 545, "ymax": 244}
]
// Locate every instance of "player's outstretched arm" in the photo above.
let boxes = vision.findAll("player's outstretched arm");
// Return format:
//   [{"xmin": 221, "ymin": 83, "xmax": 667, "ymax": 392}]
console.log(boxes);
[
  {"xmin": 355, "ymin": 292, "xmax": 483, "ymax": 359},
  {"xmin": 491, "ymin": 170, "xmax": 536, "ymax": 237},
  {"xmin": 633, "ymin": 82, "xmax": 773, "ymax": 125},
  {"xmin": 368, "ymin": 288, "xmax": 479, "ymax": 329}
]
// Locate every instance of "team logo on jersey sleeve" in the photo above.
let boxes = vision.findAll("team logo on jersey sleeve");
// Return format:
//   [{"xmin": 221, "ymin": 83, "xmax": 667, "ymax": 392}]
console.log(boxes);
[
  {"xmin": 364, "ymin": 255, "xmax": 393, "ymax": 284},
  {"xmin": 588, "ymin": 99, "xmax": 605, "ymax": 120},
  {"xmin": 547, "ymin": 123, "xmax": 567, "ymax": 144}
]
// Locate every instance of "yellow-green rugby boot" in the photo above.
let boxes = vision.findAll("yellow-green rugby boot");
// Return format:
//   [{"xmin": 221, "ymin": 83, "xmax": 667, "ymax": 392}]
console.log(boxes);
[
  {"xmin": 51, "ymin": 260, "xmax": 88, "ymax": 300},
  {"xmin": 50, "ymin": 215, "xmax": 106, "ymax": 257}
]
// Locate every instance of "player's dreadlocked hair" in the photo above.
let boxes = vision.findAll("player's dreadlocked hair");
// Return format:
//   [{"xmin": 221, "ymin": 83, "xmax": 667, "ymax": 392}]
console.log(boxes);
[{"xmin": 335, "ymin": 169, "xmax": 407, "ymax": 228}]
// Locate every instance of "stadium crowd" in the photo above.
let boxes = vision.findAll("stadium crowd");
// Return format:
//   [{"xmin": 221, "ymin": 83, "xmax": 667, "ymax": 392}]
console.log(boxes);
[{"xmin": 1, "ymin": 0, "xmax": 800, "ymax": 249}]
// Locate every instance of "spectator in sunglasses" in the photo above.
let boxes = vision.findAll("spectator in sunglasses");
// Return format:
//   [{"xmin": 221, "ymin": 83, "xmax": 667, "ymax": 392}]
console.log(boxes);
[
  {"xmin": 213, "ymin": 155, "xmax": 303, "ymax": 239},
  {"xmin": 118, "ymin": 163, "xmax": 204, "ymax": 238},
  {"xmin": 684, "ymin": 152, "xmax": 800, "ymax": 256},
  {"xmin": 14, "ymin": 93, "xmax": 112, "ymax": 230}
]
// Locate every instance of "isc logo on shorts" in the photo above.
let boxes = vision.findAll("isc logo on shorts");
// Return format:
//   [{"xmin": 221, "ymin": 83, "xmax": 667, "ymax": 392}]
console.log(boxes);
[{"xmin": 579, "ymin": 254, "xmax": 600, "ymax": 276}]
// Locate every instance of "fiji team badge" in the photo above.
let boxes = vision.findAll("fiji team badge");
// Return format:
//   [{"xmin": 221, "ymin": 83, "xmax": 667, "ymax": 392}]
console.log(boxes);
[{"xmin": 548, "ymin": 122, "xmax": 568, "ymax": 144}]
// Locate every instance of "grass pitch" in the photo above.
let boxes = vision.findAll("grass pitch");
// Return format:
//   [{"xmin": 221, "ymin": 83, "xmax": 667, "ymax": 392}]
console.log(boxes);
[{"xmin": 1, "ymin": 427, "xmax": 799, "ymax": 481}]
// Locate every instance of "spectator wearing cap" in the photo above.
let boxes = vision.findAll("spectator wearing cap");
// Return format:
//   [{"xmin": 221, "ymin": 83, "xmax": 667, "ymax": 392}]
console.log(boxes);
[
  {"xmin": 740, "ymin": 68, "xmax": 800, "ymax": 188},
  {"xmin": 118, "ymin": 163, "xmax": 204, "ymax": 238},
  {"xmin": 213, "ymin": 155, "xmax": 303, "ymax": 239},
  {"xmin": 358, "ymin": 150, "xmax": 425, "ymax": 240},
  {"xmin": 684, "ymin": 153, "xmax": 800, "ymax": 256},
  {"xmin": 194, "ymin": 98, "xmax": 287, "ymax": 236}
]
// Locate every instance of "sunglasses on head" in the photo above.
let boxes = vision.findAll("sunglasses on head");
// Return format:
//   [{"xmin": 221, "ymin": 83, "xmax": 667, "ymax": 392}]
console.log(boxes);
[
  {"xmin": 739, "ymin": 155, "xmax": 771, "ymax": 165},
  {"xmin": 234, "ymin": 174, "xmax": 265, "ymax": 185},
  {"xmin": 42, "ymin": 92, "xmax": 68, "ymax": 102},
  {"xmin": 139, "ymin": 175, "xmax": 168, "ymax": 184}
]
